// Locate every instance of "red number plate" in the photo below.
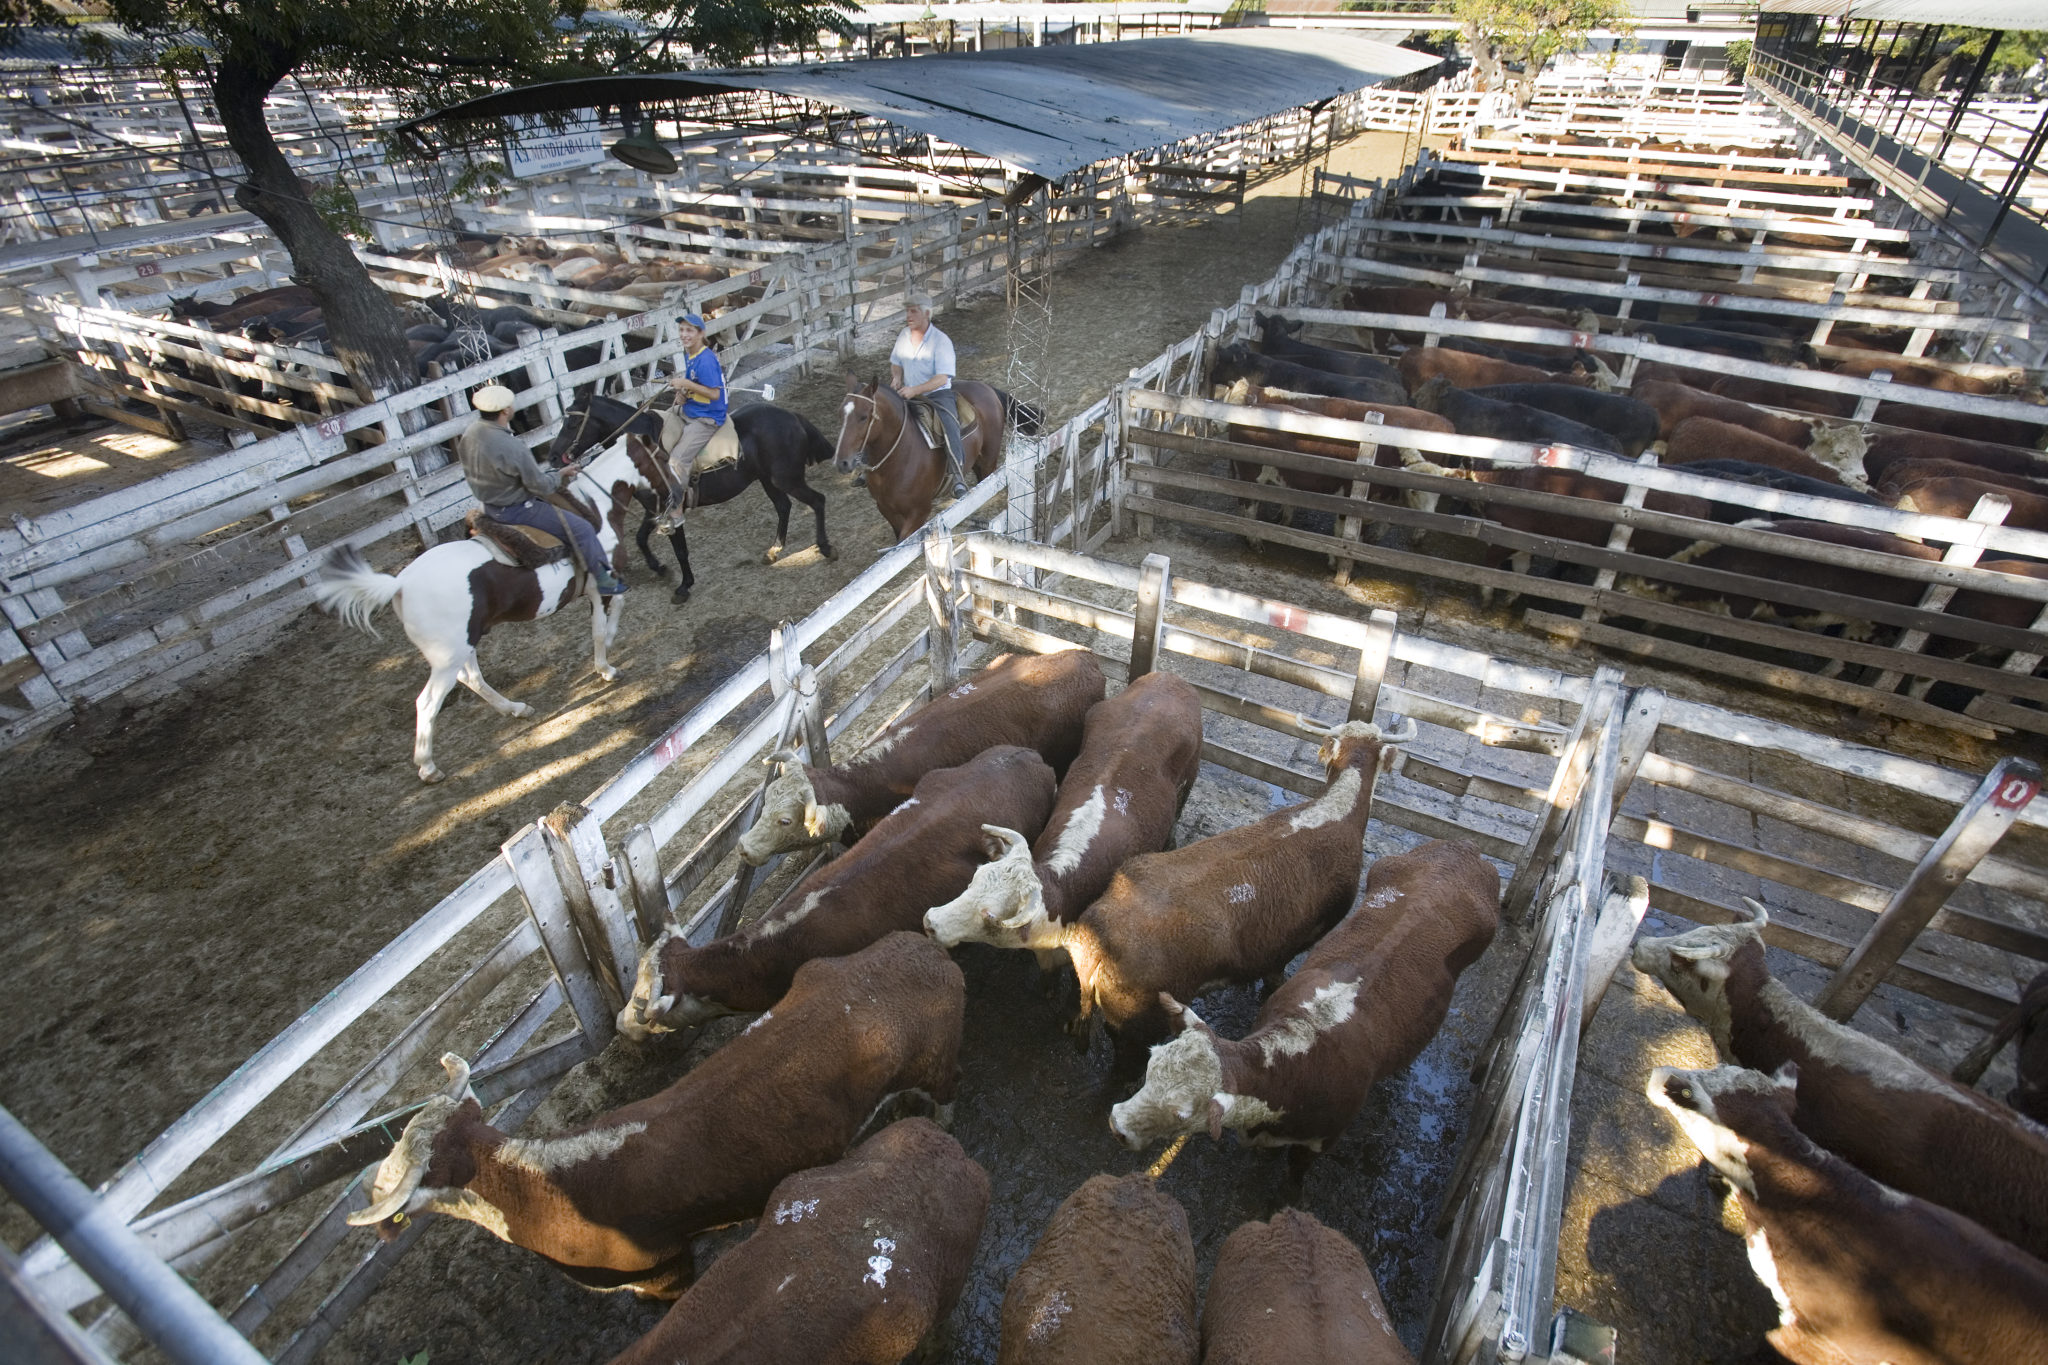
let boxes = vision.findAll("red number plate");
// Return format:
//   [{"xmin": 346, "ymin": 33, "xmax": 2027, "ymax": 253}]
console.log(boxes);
[
  {"xmin": 1993, "ymin": 775, "xmax": 2039, "ymax": 810},
  {"xmin": 136, "ymin": 261, "xmax": 160, "ymax": 278}
]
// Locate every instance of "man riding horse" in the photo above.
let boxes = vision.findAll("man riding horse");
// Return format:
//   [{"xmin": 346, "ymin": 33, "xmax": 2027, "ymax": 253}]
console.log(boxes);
[
  {"xmin": 891, "ymin": 291, "xmax": 970, "ymax": 500},
  {"xmin": 458, "ymin": 385, "xmax": 628, "ymax": 597},
  {"xmin": 655, "ymin": 312, "xmax": 728, "ymax": 532}
]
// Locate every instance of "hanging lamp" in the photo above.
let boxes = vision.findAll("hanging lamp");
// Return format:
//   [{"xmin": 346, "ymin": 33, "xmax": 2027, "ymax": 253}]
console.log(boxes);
[{"xmin": 610, "ymin": 117, "xmax": 678, "ymax": 175}]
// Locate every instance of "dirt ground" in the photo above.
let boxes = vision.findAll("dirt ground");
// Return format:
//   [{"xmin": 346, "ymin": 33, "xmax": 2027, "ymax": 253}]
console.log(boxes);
[{"xmin": 2, "ymin": 123, "xmax": 2040, "ymax": 1365}]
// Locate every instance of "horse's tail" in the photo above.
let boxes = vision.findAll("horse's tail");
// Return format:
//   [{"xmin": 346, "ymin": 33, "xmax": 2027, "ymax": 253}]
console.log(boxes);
[
  {"xmin": 794, "ymin": 411, "xmax": 833, "ymax": 466},
  {"xmin": 998, "ymin": 388, "xmax": 1047, "ymax": 435},
  {"xmin": 313, "ymin": 545, "xmax": 402, "ymax": 639}
]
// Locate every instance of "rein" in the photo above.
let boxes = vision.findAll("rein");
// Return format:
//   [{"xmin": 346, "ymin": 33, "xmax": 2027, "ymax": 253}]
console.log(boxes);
[{"xmin": 839, "ymin": 389, "xmax": 909, "ymax": 471}]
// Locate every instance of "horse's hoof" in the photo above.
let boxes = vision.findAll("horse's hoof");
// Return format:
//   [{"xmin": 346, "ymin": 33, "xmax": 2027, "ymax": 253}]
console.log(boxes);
[
  {"xmin": 419, "ymin": 766, "xmax": 444, "ymax": 784},
  {"xmin": 511, "ymin": 702, "xmax": 535, "ymax": 719},
  {"xmin": 820, "ymin": 545, "xmax": 838, "ymax": 562},
  {"xmin": 597, "ymin": 666, "xmax": 619, "ymax": 683},
  {"xmin": 762, "ymin": 545, "xmax": 782, "ymax": 564},
  {"xmin": 671, "ymin": 587, "xmax": 690, "ymax": 604}
]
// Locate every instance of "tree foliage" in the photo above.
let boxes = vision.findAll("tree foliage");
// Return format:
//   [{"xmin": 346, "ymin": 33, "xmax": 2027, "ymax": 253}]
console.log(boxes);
[{"xmin": 1441, "ymin": 0, "xmax": 1632, "ymax": 107}]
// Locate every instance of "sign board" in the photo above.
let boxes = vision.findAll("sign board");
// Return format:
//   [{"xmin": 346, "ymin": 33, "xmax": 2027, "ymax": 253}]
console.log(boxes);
[{"xmin": 504, "ymin": 117, "xmax": 608, "ymax": 180}]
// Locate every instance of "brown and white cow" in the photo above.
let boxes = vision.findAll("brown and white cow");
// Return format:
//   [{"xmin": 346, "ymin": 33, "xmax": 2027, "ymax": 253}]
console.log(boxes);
[
  {"xmin": 737, "ymin": 649, "xmax": 1101, "ymax": 865},
  {"xmin": 607, "ymin": 1118, "xmax": 989, "ymax": 1365},
  {"xmin": 1046, "ymin": 718, "xmax": 1414, "ymax": 1053},
  {"xmin": 1396, "ymin": 346, "xmax": 1559, "ymax": 393},
  {"xmin": 925, "ymin": 672, "xmax": 1204, "ymax": 970},
  {"xmin": 346, "ymin": 932, "xmax": 966, "ymax": 1295},
  {"xmin": 1665, "ymin": 417, "xmax": 1850, "ymax": 487},
  {"xmin": 1201, "ymin": 1209, "xmax": 1413, "ymax": 1365},
  {"xmin": 1648, "ymin": 1063, "xmax": 2048, "ymax": 1365},
  {"xmin": 1633, "ymin": 906, "xmax": 2048, "ymax": 1262},
  {"xmin": 1891, "ymin": 474, "xmax": 2048, "ymax": 532},
  {"xmin": 1110, "ymin": 839, "xmax": 1498, "ymax": 1182},
  {"xmin": 1862, "ymin": 429, "xmax": 2048, "ymax": 485},
  {"xmin": 996, "ymin": 1173, "xmax": 1198, "ymax": 1365},
  {"xmin": 1632, "ymin": 380, "xmax": 1816, "ymax": 448},
  {"xmin": 623, "ymin": 745, "xmax": 1056, "ymax": 1033}
]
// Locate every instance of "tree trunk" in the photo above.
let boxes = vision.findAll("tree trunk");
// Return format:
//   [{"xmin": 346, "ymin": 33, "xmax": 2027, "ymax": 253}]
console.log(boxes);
[
  {"xmin": 1463, "ymin": 21, "xmax": 1506, "ymax": 93},
  {"xmin": 211, "ymin": 49, "xmax": 416, "ymax": 401}
]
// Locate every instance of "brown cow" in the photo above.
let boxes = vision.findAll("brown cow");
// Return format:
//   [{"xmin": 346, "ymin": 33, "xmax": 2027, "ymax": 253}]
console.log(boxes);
[
  {"xmin": 1405, "ymin": 457, "xmax": 1716, "ymax": 573},
  {"xmin": 1863, "ymin": 429, "xmax": 2048, "ymax": 484},
  {"xmin": 1891, "ymin": 474, "xmax": 2048, "ymax": 531},
  {"xmin": 1829, "ymin": 352, "xmax": 2004, "ymax": 395},
  {"xmin": 1710, "ymin": 376, "xmax": 1856, "ymax": 419},
  {"xmin": 1665, "ymin": 520, "xmax": 1941, "ymax": 625},
  {"xmin": 1634, "ymin": 908, "xmax": 2048, "ymax": 1262},
  {"xmin": 624, "ymin": 745, "xmax": 1056, "ymax": 1031},
  {"xmin": 1201, "ymin": 1210, "xmax": 1414, "ymax": 1365},
  {"xmin": 1876, "ymin": 399, "xmax": 2048, "ymax": 449},
  {"xmin": 1874, "ymin": 458, "xmax": 2048, "ymax": 502},
  {"xmin": 1341, "ymin": 285, "xmax": 1455, "ymax": 317},
  {"xmin": 926, "ymin": 672, "xmax": 1204, "ymax": 970},
  {"xmin": 1633, "ymin": 379, "xmax": 1816, "ymax": 448},
  {"xmin": 1397, "ymin": 346, "xmax": 1557, "ymax": 392},
  {"xmin": 996, "ymin": 1174, "xmax": 1198, "ymax": 1365},
  {"xmin": 347, "ymin": 933, "xmax": 967, "ymax": 1295},
  {"xmin": 1220, "ymin": 382, "xmax": 1456, "ymax": 514},
  {"xmin": 1649, "ymin": 1063, "xmax": 2048, "ymax": 1365},
  {"xmin": 1048, "ymin": 717, "xmax": 1414, "ymax": 1053},
  {"xmin": 1665, "ymin": 417, "xmax": 1849, "ymax": 487},
  {"xmin": 607, "ymin": 1118, "xmax": 989, "ymax": 1365},
  {"xmin": 1635, "ymin": 359, "xmax": 1737, "ymax": 392},
  {"xmin": 1111, "ymin": 840, "xmax": 1499, "ymax": 1183},
  {"xmin": 738, "ymin": 648, "xmax": 1102, "ymax": 865}
]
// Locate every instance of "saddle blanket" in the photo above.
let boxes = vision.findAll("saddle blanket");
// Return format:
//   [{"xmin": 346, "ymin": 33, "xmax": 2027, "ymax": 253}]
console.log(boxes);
[
  {"xmin": 659, "ymin": 410, "xmax": 741, "ymax": 474},
  {"xmin": 910, "ymin": 396, "xmax": 981, "ymax": 450}
]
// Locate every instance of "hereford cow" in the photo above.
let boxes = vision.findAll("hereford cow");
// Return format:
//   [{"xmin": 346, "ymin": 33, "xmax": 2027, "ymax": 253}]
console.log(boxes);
[
  {"xmin": 1024, "ymin": 718, "xmax": 1412, "ymax": 1054},
  {"xmin": 1219, "ymin": 382, "xmax": 1455, "ymax": 514},
  {"xmin": 1830, "ymin": 352, "xmax": 2005, "ymax": 395},
  {"xmin": 1110, "ymin": 839, "xmax": 1498, "ymax": 1182},
  {"xmin": 1710, "ymin": 376, "xmax": 1855, "ymax": 419},
  {"xmin": 1890, "ymin": 474, "xmax": 2048, "ymax": 532},
  {"xmin": 623, "ymin": 746, "xmax": 1056, "ymax": 1032},
  {"xmin": 1632, "ymin": 906, "xmax": 2048, "ymax": 1261},
  {"xmin": 1212, "ymin": 342, "xmax": 1408, "ymax": 408},
  {"xmin": 607, "ymin": 1118, "xmax": 988, "ymax": 1365},
  {"xmin": 925, "ymin": 672, "xmax": 1203, "ymax": 970},
  {"xmin": 1340, "ymin": 285, "xmax": 1455, "ymax": 317},
  {"xmin": 1468, "ymin": 382, "xmax": 1660, "ymax": 455},
  {"xmin": 1410, "ymin": 376, "xmax": 1623, "ymax": 454},
  {"xmin": 1635, "ymin": 360, "xmax": 1739, "ymax": 394},
  {"xmin": 1648, "ymin": 1063, "xmax": 2048, "ymax": 1365},
  {"xmin": 1873, "ymin": 458, "xmax": 2048, "ymax": 502},
  {"xmin": 1201, "ymin": 1210, "xmax": 1414, "ymax": 1365},
  {"xmin": 1664, "ymin": 417, "xmax": 1850, "ymax": 487},
  {"xmin": 1401, "ymin": 456, "xmax": 1716, "ymax": 571},
  {"xmin": 1442, "ymin": 334, "xmax": 1592, "ymax": 376},
  {"xmin": 1862, "ymin": 430, "xmax": 2048, "ymax": 485},
  {"xmin": 1875, "ymin": 400, "xmax": 2048, "ymax": 450},
  {"xmin": 1397, "ymin": 346, "xmax": 1557, "ymax": 392},
  {"xmin": 996, "ymin": 1174, "xmax": 1198, "ymax": 1365},
  {"xmin": 737, "ymin": 649, "xmax": 1101, "ymax": 865},
  {"xmin": 1678, "ymin": 461, "xmax": 1882, "ymax": 519},
  {"xmin": 346, "ymin": 933, "xmax": 966, "ymax": 1294},
  {"xmin": 1632, "ymin": 380, "xmax": 1817, "ymax": 448},
  {"xmin": 1253, "ymin": 313, "xmax": 1402, "ymax": 385}
]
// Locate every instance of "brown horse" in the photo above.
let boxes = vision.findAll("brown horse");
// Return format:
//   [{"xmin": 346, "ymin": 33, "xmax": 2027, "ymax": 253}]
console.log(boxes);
[{"xmin": 834, "ymin": 375, "xmax": 1009, "ymax": 540}]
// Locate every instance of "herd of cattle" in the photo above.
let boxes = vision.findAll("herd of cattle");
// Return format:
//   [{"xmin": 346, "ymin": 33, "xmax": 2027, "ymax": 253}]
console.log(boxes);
[
  {"xmin": 336, "ymin": 643, "xmax": 2048, "ymax": 1362},
  {"xmin": 1212, "ymin": 290, "xmax": 2048, "ymax": 692}
]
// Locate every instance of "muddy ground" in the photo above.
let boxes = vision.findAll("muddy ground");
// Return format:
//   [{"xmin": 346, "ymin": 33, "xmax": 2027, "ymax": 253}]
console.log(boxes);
[{"xmin": 2, "ymin": 123, "xmax": 2039, "ymax": 1365}]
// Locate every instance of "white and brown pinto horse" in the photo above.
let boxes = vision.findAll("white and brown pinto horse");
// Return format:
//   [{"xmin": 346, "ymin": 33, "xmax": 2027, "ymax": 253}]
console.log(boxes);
[
  {"xmin": 834, "ymin": 375, "xmax": 1010, "ymax": 540},
  {"xmin": 314, "ymin": 437, "xmax": 655, "ymax": 782}
]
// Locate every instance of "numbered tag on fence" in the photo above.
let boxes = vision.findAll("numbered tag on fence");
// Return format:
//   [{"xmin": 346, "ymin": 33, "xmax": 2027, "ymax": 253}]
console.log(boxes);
[
  {"xmin": 1535, "ymin": 445, "xmax": 1567, "ymax": 468},
  {"xmin": 1571, "ymin": 331, "xmax": 1594, "ymax": 350},
  {"xmin": 135, "ymin": 261, "xmax": 160, "ymax": 278},
  {"xmin": 1994, "ymin": 773, "xmax": 2040, "ymax": 811},
  {"xmin": 316, "ymin": 417, "xmax": 344, "ymax": 441}
]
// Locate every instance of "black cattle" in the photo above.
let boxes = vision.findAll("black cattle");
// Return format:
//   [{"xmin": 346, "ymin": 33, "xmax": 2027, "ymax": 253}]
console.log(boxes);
[
  {"xmin": 1468, "ymin": 383, "xmax": 1659, "ymax": 456},
  {"xmin": 1410, "ymin": 376, "xmax": 1623, "ymax": 454},
  {"xmin": 1252, "ymin": 313, "xmax": 1402, "ymax": 384},
  {"xmin": 1628, "ymin": 320, "xmax": 1813, "ymax": 367},
  {"xmin": 1211, "ymin": 341, "xmax": 1408, "ymax": 406},
  {"xmin": 1676, "ymin": 459, "xmax": 1885, "ymax": 521}
]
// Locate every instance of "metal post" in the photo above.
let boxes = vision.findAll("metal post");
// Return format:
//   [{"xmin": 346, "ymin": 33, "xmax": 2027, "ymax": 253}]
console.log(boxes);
[
  {"xmin": 1502, "ymin": 668, "xmax": 1626, "ymax": 922},
  {"xmin": 1129, "ymin": 553, "xmax": 1170, "ymax": 679},
  {"xmin": 1981, "ymin": 98, "xmax": 2048, "ymax": 246},
  {"xmin": 0, "ymin": 1107, "xmax": 269, "ymax": 1365},
  {"xmin": 1934, "ymin": 34, "xmax": 2000, "ymax": 164},
  {"xmin": 1816, "ymin": 756, "xmax": 2041, "ymax": 1021}
]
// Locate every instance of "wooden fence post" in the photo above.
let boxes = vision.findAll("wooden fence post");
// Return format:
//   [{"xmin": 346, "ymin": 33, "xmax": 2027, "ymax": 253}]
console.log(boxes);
[
  {"xmin": 1870, "ymin": 491, "xmax": 2008, "ymax": 697},
  {"xmin": 1502, "ymin": 666, "xmax": 1626, "ymax": 923},
  {"xmin": 722, "ymin": 622, "xmax": 804, "ymax": 933},
  {"xmin": 1350, "ymin": 608, "xmax": 1398, "ymax": 724},
  {"xmin": 1130, "ymin": 553, "xmax": 1171, "ymax": 679},
  {"xmin": 1335, "ymin": 410, "xmax": 1384, "ymax": 587},
  {"xmin": 1580, "ymin": 452, "xmax": 1657, "ymax": 628},
  {"xmin": 538, "ymin": 801, "xmax": 642, "ymax": 1004},
  {"xmin": 1816, "ymin": 755, "xmax": 2041, "ymax": 1021},
  {"xmin": 617, "ymin": 823, "xmax": 670, "ymax": 935},
  {"xmin": 924, "ymin": 525, "xmax": 963, "ymax": 692},
  {"xmin": 503, "ymin": 822, "xmax": 617, "ymax": 1047}
]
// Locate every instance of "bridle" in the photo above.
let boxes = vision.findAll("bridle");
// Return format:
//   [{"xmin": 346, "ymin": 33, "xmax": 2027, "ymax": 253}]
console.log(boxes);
[{"xmin": 837, "ymin": 388, "xmax": 908, "ymax": 472}]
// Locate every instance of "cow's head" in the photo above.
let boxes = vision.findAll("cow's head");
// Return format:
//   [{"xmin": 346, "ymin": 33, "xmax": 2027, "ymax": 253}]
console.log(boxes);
[
  {"xmin": 1307, "ymin": 716, "xmax": 1417, "ymax": 774},
  {"xmin": 346, "ymin": 1054, "xmax": 490, "ymax": 1240},
  {"xmin": 617, "ymin": 925, "xmax": 735, "ymax": 1038},
  {"xmin": 1109, "ymin": 995, "xmax": 1226, "ymax": 1150},
  {"xmin": 1630, "ymin": 900, "xmax": 1769, "ymax": 1055},
  {"xmin": 923, "ymin": 825, "xmax": 1056, "ymax": 950},
  {"xmin": 737, "ymin": 750, "xmax": 849, "ymax": 865},
  {"xmin": 1646, "ymin": 1061, "xmax": 1799, "ymax": 1198}
]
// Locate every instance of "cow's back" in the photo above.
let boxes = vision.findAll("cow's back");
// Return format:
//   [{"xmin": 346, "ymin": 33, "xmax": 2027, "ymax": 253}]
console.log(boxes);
[
  {"xmin": 997, "ymin": 1173, "xmax": 1197, "ymax": 1364},
  {"xmin": 1202, "ymin": 1210, "xmax": 1414, "ymax": 1364}
]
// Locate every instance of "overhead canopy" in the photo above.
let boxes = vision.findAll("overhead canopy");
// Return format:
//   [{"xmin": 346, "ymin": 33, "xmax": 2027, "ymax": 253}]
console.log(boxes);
[
  {"xmin": 403, "ymin": 31, "xmax": 1439, "ymax": 181},
  {"xmin": 1759, "ymin": 0, "xmax": 2046, "ymax": 22}
]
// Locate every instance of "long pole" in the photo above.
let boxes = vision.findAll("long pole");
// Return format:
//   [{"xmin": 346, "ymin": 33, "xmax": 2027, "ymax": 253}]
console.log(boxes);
[{"xmin": 0, "ymin": 1107, "xmax": 269, "ymax": 1365}]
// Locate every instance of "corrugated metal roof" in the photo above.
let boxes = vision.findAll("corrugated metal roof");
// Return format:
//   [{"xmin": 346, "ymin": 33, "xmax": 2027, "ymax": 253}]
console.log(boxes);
[
  {"xmin": 406, "ymin": 30, "xmax": 1440, "ymax": 180},
  {"xmin": 1759, "ymin": 0, "xmax": 2048, "ymax": 22}
]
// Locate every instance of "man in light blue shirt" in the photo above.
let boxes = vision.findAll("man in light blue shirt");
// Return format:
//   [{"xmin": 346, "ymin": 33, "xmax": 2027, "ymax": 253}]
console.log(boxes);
[{"xmin": 889, "ymin": 291, "xmax": 969, "ymax": 499}]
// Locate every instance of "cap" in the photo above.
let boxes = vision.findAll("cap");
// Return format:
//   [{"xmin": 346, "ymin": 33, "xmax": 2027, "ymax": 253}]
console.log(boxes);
[
  {"xmin": 905, "ymin": 291, "xmax": 934, "ymax": 312},
  {"xmin": 680, "ymin": 312, "xmax": 705, "ymax": 331},
  {"xmin": 472, "ymin": 384, "xmax": 516, "ymax": 413}
]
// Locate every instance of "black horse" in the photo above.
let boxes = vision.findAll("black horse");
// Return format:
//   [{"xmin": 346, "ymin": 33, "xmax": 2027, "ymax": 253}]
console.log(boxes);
[{"xmin": 549, "ymin": 392, "xmax": 835, "ymax": 602}]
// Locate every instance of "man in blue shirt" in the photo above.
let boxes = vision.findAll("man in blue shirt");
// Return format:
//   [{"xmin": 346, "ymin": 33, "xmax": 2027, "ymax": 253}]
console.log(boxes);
[
  {"xmin": 890, "ymin": 291, "xmax": 969, "ymax": 499},
  {"xmin": 657, "ymin": 313, "xmax": 727, "ymax": 529}
]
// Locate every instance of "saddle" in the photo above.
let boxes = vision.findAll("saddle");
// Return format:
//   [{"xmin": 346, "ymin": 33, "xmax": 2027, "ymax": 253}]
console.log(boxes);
[
  {"xmin": 466, "ymin": 492, "xmax": 601, "ymax": 570},
  {"xmin": 910, "ymin": 395, "xmax": 981, "ymax": 450},
  {"xmin": 658, "ymin": 410, "xmax": 741, "ymax": 476}
]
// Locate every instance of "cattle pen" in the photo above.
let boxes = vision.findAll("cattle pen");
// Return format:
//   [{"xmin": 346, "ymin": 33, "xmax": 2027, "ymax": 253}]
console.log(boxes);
[{"xmin": 7, "ymin": 49, "xmax": 2048, "ymax": 1365}]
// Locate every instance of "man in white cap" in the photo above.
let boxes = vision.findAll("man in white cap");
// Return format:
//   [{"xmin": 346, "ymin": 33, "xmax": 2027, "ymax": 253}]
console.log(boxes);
[
  {"xmin": 890, "ymin": 291, "xmax": 968, "ymax": 499},
  {"xmin": 656, "ymin": 312, "xmax": 726, "ymax": 531},
  {"xmin": 458, "ymin": 384, "xmax": 626, "ymax": 595}
]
